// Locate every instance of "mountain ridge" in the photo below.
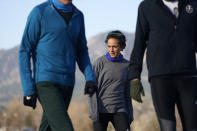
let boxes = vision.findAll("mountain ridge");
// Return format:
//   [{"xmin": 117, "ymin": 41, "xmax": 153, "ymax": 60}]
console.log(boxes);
[{"xmin": 0, "ymin": 31, "xmax": 138, "ymax": 103}]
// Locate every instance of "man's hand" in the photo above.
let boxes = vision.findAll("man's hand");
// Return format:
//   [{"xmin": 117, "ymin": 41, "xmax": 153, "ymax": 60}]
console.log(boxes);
[
  {"xmin": 84, "ymin": 81, "xmax": 97, "ymax": 97},
  {"xmin": 23, "ymin": 94, "xmax": 37, "ymax": 109},
  {"xmin": 130, "ymin": 79, "xmax": 145, "ymax": 103}
]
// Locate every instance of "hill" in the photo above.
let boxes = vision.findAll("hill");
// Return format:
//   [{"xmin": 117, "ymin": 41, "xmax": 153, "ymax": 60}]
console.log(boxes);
[{"xmin": 0, "ymin": 32, "xmax": 142, "ymax": 104}]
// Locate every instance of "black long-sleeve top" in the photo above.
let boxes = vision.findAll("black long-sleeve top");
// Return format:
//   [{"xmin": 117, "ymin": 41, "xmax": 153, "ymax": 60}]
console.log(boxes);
[{"xmin": 129, "ymin": 0, "xmax": 197, "ymax": 80}]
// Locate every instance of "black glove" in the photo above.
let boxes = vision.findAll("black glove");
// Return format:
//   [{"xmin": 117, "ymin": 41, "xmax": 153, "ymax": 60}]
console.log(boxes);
[
  {"xmin": 23, "ymin": 94, "xmax": 37, "ymax": 109},
  {"xmin": 84, "ymin": 81, "xmax": 97, "ymax": 97},
  {"xmin": 130, "ymin": 79, "xmax": 145, "ymax": 103}
]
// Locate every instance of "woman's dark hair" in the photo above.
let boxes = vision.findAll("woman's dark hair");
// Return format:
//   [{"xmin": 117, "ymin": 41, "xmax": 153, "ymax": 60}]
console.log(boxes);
[{"xmin": 105, "ymin": 30, "xmax": 126, "ymax": 49}]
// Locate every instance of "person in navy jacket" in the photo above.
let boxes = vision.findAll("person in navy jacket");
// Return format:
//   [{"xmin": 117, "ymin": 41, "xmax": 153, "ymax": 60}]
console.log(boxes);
[
  {"xmin": 129, "ymin": 0, "xmax": 197, "ymax": 131},
  {"xmin": 19, "ymin": 0, "xmax": 97, "ymax": 130}
]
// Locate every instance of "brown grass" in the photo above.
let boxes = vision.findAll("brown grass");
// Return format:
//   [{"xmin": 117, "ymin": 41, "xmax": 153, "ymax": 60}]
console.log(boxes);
[{"xmin": 0, "ymin": 96, "xmax": 183, "ymax": 131}]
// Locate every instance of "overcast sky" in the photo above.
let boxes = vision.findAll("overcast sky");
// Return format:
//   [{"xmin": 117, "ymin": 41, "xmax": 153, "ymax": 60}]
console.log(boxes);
[{"xmin": 0, "ymin": 0, "xmax": 141, "ymax": 49}]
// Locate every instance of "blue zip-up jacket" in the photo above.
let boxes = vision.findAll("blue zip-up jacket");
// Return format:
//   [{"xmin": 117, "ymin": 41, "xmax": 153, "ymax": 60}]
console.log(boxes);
[{"xmin": 19, "ymin": 0, "xmax": 96, "ymax": 96}]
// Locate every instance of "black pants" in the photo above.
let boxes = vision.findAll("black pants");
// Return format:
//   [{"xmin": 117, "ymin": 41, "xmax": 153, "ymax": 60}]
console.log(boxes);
[
  {"xmin": 93, "ymin": 112, "xmax": 130, "ymax": 131},
  {"xmin": 36, "ymin": 82, "xmax": 74, "ymax": 131},
  {"xmin": 150, "ymin": 76, "xmax": 197, "ymax": 131}
]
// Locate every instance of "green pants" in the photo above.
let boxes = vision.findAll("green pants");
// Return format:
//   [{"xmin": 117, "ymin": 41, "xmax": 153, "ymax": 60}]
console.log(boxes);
[{"xmin": 36, "ymin": 82, "xmax": 74, "ymax": 131}]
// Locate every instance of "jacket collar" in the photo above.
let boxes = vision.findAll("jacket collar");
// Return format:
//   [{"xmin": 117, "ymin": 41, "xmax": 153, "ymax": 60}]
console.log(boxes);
[
  {"xmin": 48, "ymin": 0, "xmax": 81, "ymax": 17},
  {"xmin": 154, "ymin": 0, "xmax": 183, "ymax": 3},
  {"xmin": 153, "ymin": 0, "xmax": 185, "ymax": 22}
]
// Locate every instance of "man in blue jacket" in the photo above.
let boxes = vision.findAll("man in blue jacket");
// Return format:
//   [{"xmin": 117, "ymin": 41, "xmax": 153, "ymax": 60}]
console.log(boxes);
[
  {"xmin": 129, "ymin": 0, "xmax": 197, "ymax": 131},
  {"xmin": 19, "ymin": 0, "xmax": 97, "ymax": 130}
]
